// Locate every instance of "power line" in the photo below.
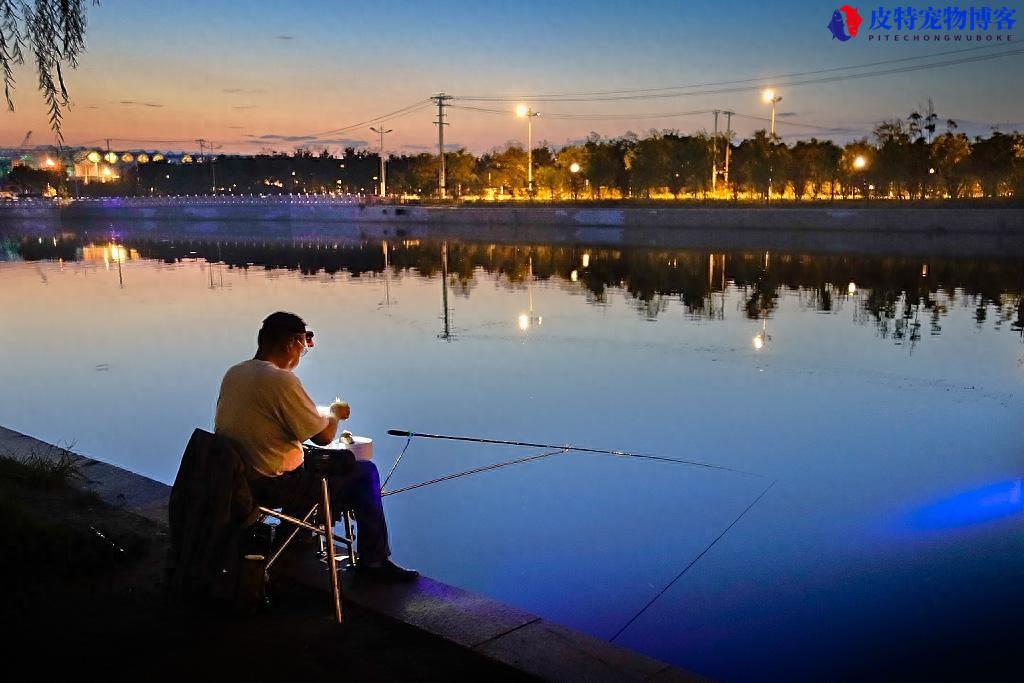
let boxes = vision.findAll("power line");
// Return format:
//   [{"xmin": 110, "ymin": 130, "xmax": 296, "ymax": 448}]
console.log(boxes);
[
  {"xmin": 453, "ymin": 46, "xmax": 1024, "ymax": 103},
  {"xmin": 305, "ymin": 99, "xmax": 433, "ymax": 138},
  {"xmin": 451, "ymin": 104, "xmax": 714, "ymax": 121},
  {"xmin": 454, "ymin": 43, "xmax": 1017, "ymax": 99}
]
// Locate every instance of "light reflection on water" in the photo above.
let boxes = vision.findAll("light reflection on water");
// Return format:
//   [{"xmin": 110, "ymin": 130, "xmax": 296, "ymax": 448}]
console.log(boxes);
[{"xmin": 1, "ymin": 229, "xmax": 1023, "ymax": 681}]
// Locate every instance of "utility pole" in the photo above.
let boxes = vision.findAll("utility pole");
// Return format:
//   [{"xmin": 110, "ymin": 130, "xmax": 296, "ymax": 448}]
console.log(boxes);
[
  {"xmin": 432, "ymin": 93, "xmax": 452, "ymax": 199},
  {"xmin": 711, "ymin": 110, "xmax": 719, "ymax": 193},
  {"xmin": 369, "ymin": 126, "xmax": 393, "ymax": 197},
  {"xmin": 723, "ymin": 110, "xmax": 734, "ymax": 186}
]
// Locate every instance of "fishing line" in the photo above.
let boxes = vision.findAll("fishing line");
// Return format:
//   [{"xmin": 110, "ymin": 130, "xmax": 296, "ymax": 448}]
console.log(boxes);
[
  {"xmin": 380, "ymin": 447, "xmax": 570, "ymax": 497},
  {"xmin": 380, "ymin": 431, "xmax": 414, "ymax": 491},
  {"xmin": 610, "ymin": 478, "xmax": 777, "ymax": 642},
  {"xmin": 387, "ymin": 429, "xmax": 760, "ymax": 476}
]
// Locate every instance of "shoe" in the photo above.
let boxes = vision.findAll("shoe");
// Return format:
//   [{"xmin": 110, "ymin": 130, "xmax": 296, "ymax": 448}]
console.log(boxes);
[{"xmin": 356, "ymin": 559, "xmax": 420, "ymax": 583}]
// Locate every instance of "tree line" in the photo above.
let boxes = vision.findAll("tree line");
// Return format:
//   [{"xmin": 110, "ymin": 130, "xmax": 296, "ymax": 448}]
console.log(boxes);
[{"xmin": 4, "ymin": 110, "xmax": 1023, "ymax": 201}]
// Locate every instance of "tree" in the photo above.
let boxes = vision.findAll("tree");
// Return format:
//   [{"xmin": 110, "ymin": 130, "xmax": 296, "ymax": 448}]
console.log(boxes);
[
  {"xmin": 1, "ymin": 0, "xmax": 94, "ymax": 142},
  {"xmin": 839, "ymin": 140, "xmax": 873, "ymax": 198},
  {"xmin": 445, "ymin": 149, "xmax": 479, "ymax": 197},
  {"xmin": 930, "ymin": 132, "xmax": 972, "ymax": 198},
  {"xmin": 970, "ymin": 132, "xmax": 1016, "ymax": 197},
  {"xmin": 584, "ymin": 133, "xmax": 620, "ymax": 198}
]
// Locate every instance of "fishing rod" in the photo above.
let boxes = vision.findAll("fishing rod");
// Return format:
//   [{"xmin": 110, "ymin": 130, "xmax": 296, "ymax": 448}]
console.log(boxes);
[
  {"xmin": 381, "ymin": 447, "xmax": 570, "ymax": 497},
  {"xmin": 387, "ymin": 429, "xmax": 760, "ymax": 476}
]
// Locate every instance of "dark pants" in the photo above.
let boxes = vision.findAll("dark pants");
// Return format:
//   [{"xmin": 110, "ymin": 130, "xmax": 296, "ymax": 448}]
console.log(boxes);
[{"xmin": 249, "ymin": 460, "xmax": 390, "ymax": 565}]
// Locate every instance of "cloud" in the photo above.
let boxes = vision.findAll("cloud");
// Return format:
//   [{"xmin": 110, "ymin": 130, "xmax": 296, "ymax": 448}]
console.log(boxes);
[
  {"xmin": 119, "ymin": 100, "xmax": 163, "ymax": 108},
  {"xmin": 275, "ymin": 34, "xmax": 295, "ymax": 40},
  {"xmin": 245, "ymin": 133, "xmax": 368, "ymax": 146},
  {"xmin": 232, "ymin": 105, "xmax": 259, "ymax": 110},
  {"xmin": 776, "ymin": 112, "xmax": 797, "ymax": 118},
  {"xmin": 316, "ymin": 138, "xmax": 368, "ymax": 147},
  {"xmin": 227, "ymin": 125, "xmax": 245, "ymax": 129},
  {"xmin": 223, "ymin": 88, "xmax": 265, "ymax": 95},
  {"xmin": 401, "ymin": 143, "xmax": 460, "ymax": 151}
]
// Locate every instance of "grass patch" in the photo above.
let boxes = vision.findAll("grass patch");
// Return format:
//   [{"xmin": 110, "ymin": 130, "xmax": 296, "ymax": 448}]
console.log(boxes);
[
  {"xmin": 0, "ymin": 445, "xmax": 83, "ymax": 489},
  {"xmin": 0, "ymin": 452, "xmax": 149, "ymax": 582}
]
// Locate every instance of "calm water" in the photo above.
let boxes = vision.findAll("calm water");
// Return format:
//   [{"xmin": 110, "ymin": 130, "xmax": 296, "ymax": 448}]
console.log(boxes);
[{"xmin": 2, "ymin": 227, "xmax": 1023, "ymax": 680}]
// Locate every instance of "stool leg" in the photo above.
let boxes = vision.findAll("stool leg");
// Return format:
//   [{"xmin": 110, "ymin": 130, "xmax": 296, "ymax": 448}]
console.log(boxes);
[
  {"xmin": 343, "ymin": 510, "xmax": 356, "ymax": 566},
  {"xmin": 320, "ymin": 476, "xmax": 343, "ymax": 624}
]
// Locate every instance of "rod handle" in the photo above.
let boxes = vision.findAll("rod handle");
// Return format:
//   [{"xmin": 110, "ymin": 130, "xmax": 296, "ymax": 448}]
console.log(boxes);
[{"xmin": 387, "ymin": 429, "xmax": 412, "ymax": 437}]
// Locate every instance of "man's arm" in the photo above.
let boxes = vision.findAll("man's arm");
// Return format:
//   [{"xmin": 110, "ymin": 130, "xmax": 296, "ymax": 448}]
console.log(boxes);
[{"xmin": 310, "ymin": 416, "xmax": 339, "ymax": 446}]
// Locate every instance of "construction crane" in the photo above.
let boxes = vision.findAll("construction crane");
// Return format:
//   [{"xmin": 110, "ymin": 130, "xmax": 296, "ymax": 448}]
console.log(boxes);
[{"xmin": 19, "ymin": 131, "xmax": 32, "ymax": 148}]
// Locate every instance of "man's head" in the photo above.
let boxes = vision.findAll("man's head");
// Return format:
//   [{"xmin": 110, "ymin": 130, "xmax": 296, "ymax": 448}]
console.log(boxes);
[{"xmin": 256, "ymin": 311, "xmax": 314, "ymax": 369}]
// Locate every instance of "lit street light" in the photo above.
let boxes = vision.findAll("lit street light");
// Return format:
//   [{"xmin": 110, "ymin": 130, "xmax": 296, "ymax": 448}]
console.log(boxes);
[
  {"xmin": 851, "ymin": 154, "xmax": 868, "ymax": 197},
  {"xmin": 569, "ymin": 162, "xmax": 581, "ymax": 200},
  {"xmin": 762, "ymin": 89, "xmax": 782, "ymax": 200},
  {"xmin": 762, "ymin": 89, "xmax": 782, "ymax": 137},
  {"xmin": 516, "ymin": 104, "xmax": 539, "ymax": 196}
]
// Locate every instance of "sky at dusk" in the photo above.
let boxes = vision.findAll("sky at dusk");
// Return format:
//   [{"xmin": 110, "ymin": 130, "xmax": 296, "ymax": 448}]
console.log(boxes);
[{"xmin": 2, "ymin": 0, "xmax": 1022, "ymax": 154}]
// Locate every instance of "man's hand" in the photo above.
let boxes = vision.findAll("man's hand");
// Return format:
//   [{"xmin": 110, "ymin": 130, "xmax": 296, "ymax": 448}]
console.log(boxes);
[{"xmin": 330, "ymin": 399, "xmax": 351, "ymax": 421}]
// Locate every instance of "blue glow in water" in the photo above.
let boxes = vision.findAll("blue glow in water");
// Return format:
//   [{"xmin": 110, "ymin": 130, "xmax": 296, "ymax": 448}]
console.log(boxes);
[{"xmin": 910, "ymin": 479, "xmax": 1024, "ymax": 530}]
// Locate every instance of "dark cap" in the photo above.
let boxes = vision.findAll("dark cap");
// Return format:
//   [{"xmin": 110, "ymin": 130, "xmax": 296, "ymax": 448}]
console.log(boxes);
[{"xmin": 258, "ymin": 311, "xmax": 307, "ymax": 350}]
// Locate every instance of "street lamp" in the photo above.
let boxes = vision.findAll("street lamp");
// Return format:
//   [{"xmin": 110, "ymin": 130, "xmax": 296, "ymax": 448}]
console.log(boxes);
[
  {"xmin": 569, "ymin": 162, "xmax": 581, "ymax": 200},
  {"xmin": 762, "ymin": 89, "xmax": 782, "ymax": 200},
  {"xmin": 761, "ymin": 89, "xmax": 782, "ymax": 137},
  {"xmin": 370, "ymin": 126, "xmax": 393, "ymax": 198},
  {"xmin": 516, "ymin": 104, "xmax": 539, "ymax": 196},
  {"xmin": 852, "ymin": 155, "xmax": 869, "ymax": 197}
]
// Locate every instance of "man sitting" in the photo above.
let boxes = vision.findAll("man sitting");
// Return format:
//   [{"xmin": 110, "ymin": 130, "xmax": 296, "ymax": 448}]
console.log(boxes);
[{"xmin": 214, "ymin": 311, "xmax": 417, "ymax": 582}]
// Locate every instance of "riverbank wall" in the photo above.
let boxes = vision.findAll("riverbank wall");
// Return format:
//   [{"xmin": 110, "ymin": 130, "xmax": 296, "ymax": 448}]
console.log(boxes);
[{"xmin": 4, "ymin": 200, "xmax": 1024, "ymax": 256}]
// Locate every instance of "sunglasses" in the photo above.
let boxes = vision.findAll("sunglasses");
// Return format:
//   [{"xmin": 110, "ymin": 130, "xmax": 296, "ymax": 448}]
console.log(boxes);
[{"xmin": 297, "ymin": 330, "xmax": 315, "ymax": 356}]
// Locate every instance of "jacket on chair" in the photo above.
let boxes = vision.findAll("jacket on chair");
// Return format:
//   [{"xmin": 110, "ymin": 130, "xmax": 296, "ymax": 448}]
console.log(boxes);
[{"xmin": 167, "ymin": 428, "xmax": 260, "ymax": 597}]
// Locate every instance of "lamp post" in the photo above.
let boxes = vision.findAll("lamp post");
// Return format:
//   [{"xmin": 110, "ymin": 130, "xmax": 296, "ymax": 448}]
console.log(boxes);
[
  {"xmin": 762, "ymin": 89, "xmax": 782, "ymax": 137},
  {"xmin": 853, "ymin": 154, "xmax": 868, "ymax": 199},
  {"xmin": 516, "ymin": 104, "xmax": 539, "ymax": 196},
  {"xmin": 762, "ymin": 89, "xmax": 782, "ymax": 200},
  {"xmin": 370, "ymin": 126, "xmax": 392, "ymax": 198},
  {"xmin": 569, "ymin": 161, "xmax": 581, "ymax": 201}
]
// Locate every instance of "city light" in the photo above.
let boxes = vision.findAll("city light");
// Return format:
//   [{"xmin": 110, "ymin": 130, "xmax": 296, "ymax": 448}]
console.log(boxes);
[
  {"xmin": 569, "ymin": 162, "xmax": 581, "ymax": 174},
  {"xmin": 515, "ymin": 103, "xmax": 529, "ymax": 118},
  {"xmin": 121, "ymin": 153, "xmax": 134, "ymax": 163},
  {"xmin": 104, "ymin": 151, "xmax": 118, "ymax": 164},
  {"xmin": 853, "ymin": 156, "xmax": 867, "ymax": 170},
  {"xmin": 753, "ymin": 334, "xmax": 765, "ymax": 351},
  {"xmin": 582, "ymin": 253, "xmax": 590, "ymax": 268},
  {"xmin": 87, "ymin": 151, "xmax": 101, "ymax": 163},
  {"xmin": 44, "ymin": 157, "xmax": 55, "ymax": 168},
  {"xmin": 848, "ymin": 281, "xmax": 857, "ymax": 295},
  {"xmin": 761, "ymin": 89, "xmax": 776, "ymax": 103},
  {"xmin": 518, "ymin": 313, "xmax": 530, "ymax": 330}
]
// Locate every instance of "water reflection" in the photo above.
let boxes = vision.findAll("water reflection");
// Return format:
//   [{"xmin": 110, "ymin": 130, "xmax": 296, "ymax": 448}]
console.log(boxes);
[
  {"xmin": 2, "ymin": 226, "xmax": 1023, "ymax": 681},
  {"xmin": 5, "ymin": 231, "xmax": 1022, "ymax": 346}
]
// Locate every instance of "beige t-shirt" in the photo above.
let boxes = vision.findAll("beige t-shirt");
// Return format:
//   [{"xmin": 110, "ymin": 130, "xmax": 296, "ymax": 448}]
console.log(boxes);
[{"xmin": 214, "ymin": 359, "xmax": 329, "ymax": 477}]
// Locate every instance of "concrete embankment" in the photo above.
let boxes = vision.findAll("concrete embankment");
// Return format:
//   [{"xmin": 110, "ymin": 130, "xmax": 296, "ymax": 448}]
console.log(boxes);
[
  {"xmin": 0, "ymin": 425, "xmax": 701, "ymax": 683},
  {"xmin": 4, "ymin": 200, "xmax": 1024, "ymax": 256}
]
